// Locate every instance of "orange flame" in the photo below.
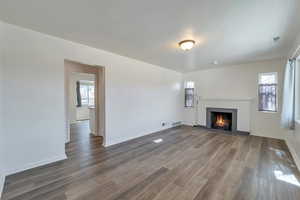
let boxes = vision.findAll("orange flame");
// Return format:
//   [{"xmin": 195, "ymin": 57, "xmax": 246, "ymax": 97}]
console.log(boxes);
[{"xmin": 215, "ymin": 115, "xmax": 225, "ymax": 127}]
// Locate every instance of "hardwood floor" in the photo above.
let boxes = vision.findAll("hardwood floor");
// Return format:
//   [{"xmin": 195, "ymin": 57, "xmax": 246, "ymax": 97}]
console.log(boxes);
[{"xmin": 2, "ymin": 122, "xmax": 300, "ymax": 200}]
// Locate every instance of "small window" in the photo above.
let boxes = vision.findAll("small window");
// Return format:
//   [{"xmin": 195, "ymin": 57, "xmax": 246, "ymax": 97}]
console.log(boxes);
[
  {"xmin": 185, "ymin": 81, "xmax": 195, "ymax": 107},
  {"xmin": 258, "ymin": 72, "xmax": 278, "ymax": 112}
]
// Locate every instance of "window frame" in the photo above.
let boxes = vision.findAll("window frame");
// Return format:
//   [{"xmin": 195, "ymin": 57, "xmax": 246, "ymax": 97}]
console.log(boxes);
[
  {"xmin": 184, "ymin": 81, "xmax": 195, "ymax": 108},
  {"xmin": 258, "ymin": 72, "xmax": 278, "ymax": 113}
]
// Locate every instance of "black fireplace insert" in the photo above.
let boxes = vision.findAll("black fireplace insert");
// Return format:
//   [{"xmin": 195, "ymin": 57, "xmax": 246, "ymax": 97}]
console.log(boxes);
[
  {"xmin": 206, "ymin": 107, "xmax": 237, "ymax": 132},
  {"xmin": 211, "ymin": 111, "xmax": 232, "ymax": 131}
]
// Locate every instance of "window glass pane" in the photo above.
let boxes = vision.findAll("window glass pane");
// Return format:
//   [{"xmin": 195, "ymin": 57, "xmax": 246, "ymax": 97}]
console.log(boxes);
[
  {"xmin": 88, "ymin": 85, "xmax": 95, "ymax": 106},
  {"xmin": 258, "ymin": 72, "xmax": 277, "ymax": 112},
  {"xmin": 80, "ymin": 81, "xmax": 95, "ymax": 106},
  {"xmin": 259, "ymin": 85, "xmax": 276, "ymax": 111},
  {"xmin": 80, "ymin": 86, "xmax": 88, "ymax": 98},
  {"xmin": 185, "ymin": 88, "xmax": 194, "ymax": 107},
  {"xmin": 81, "ymin": 98, "xmax": 88, "ymax": 105},
  {"xmin": 259, "ymin": 73, "xmax": 277, "ymax": 84},
  {"xmin": 185, "ymin": 81, "xmax": 195, "ymax": 89},
  {"xmin": 80, "ymin": 85, "xmax": 88, "ymax": 105}
]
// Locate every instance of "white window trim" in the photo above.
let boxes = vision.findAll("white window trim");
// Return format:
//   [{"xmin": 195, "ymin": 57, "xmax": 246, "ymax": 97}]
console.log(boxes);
[
  {"xmin": 184, "ymin": 81, "xmax": 195, "ymax": 108},
  {"xmin": 185, "ymin": 81, "xmax": 195, "ymax": 89},
  {"xmin": 258, "ymin": 72, "xmax": 278, "ymax": 113},
  {"xmin": 258, "ymin": 72, "xmax": 278, "ymax": 84}
]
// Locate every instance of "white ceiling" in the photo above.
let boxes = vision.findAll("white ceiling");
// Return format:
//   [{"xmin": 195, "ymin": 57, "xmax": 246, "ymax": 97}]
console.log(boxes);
[{"xmin": 0, "ymin": 0, "xmax": 300, "ymax": 72}]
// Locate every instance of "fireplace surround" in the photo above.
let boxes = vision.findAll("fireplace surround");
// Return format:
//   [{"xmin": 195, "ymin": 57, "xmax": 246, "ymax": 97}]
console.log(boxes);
[{"xmin": 206, "ymin": 107, "xmax": 237, "ymax": 132}]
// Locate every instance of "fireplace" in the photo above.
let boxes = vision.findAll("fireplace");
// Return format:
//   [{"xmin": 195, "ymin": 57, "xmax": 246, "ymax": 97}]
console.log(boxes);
[
  {"xmin": 211, "ymin": 112, "xmax": 232, "ymax": 130},
  {"xmin": 206, "ymin": 107, "xmax": 237, "ymax": 132}
]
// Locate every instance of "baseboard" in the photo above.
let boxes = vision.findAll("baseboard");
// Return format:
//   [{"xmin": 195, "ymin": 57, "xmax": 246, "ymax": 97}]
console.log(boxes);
[
  {"xmin": 188, "ymin": 124, "xmax": 250, "ymax": 135},
  {"xmin": 1, "ymin": 154, "xmax": 67, "ymax": 198},
  {"xmin": 104, "ymin": 125, "xmax": 176, "ymax": 147},
  {"xmin": 250, "ymin": 131, "xmax": 284, "ymax": 140},
  {"xmin": 182, "ymin": 122, "xmax": 195, "ymax": 126},
  {"xmin": 0, "ymin": 174, "xmax": 5, "ymax": 199},
  {"xmin": 5, "ymin": 153, "xmax": 67, "ymax": 176},
  {"xmin": 285, "ymin": 139, "xmax": 300, "ymax": 171}
]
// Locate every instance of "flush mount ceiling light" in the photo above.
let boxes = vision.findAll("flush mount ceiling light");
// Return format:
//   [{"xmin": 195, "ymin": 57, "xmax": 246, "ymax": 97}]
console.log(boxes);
[{"xmin": 179, "ymin": 40, "xmax": 195, "ymax": 51}]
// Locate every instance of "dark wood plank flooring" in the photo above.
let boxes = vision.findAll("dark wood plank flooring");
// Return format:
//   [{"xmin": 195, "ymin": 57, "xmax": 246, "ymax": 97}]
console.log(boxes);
[{"xmin": 2, "ymin": 121, "xmax": 300, "ymax": 200}]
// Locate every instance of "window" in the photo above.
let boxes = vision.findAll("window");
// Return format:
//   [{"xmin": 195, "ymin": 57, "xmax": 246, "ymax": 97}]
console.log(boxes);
[
  {"xmin": 80, "ymin": 81, "xmax": 95, "ymax": 106},
  {"xmin": 185, "ymin": 81, "xmax": 195, "ymax": 107},
  {"xmin": 258, "ymin": 72, "xmax": 278, "ymax": 112}
]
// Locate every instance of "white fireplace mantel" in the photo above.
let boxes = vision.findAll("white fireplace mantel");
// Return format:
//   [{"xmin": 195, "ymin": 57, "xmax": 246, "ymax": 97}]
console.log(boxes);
[
  {"xmin": 197, "ymin": 98, "xmax": 252, "ymax": 132},
  {"xmin": 199, "ymin": 97, "xmax": 254, "ymax": 102}
]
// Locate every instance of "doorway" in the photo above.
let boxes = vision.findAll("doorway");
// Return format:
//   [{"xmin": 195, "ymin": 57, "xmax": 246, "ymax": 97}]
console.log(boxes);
[{"xmin": 64, "ymin": 60, "xmax": 105, "ymax": 147}]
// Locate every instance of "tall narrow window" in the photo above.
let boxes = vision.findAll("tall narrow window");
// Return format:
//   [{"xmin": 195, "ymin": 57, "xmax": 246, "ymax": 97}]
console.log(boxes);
[
  {"xmin": 258, "ymin": 72, "xmax": 278, "ymax": 112},
  {"xmin": 185, "ymin": 81, "xmax": 195, "ymax": 107}
]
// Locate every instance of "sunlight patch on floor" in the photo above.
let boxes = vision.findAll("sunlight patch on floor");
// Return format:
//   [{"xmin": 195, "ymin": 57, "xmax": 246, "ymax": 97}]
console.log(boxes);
[
  {"xmin": 153, "ymin": 138, "xmax": 163, "ymax": 144},
  {"xmin": 274, "ymin": 170, "xmax": 300, "ymax": 187}
]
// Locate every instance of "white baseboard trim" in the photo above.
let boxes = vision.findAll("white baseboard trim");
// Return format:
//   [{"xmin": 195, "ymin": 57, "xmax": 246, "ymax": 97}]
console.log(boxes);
[
  {"xmin": 0, "ymin": 174, "xmax": 5, "ymax": 199},
  {"xmin": 250, "ymin": 133, "xmax": 284, "ymax": 140},
  {"xmin": 182, "ymin": 122, "xmax": 195, "ymax": 126},
  {"xmin": 285, "ymin": 139, "xmax": 300, "ymax": 171},
  {"xmin": 5, "ymin": 154, "xmax": 67, "ymax": 176},
  {"xmin": 104, "ymin": 125, "xmax": 175, "ymax": 147}
]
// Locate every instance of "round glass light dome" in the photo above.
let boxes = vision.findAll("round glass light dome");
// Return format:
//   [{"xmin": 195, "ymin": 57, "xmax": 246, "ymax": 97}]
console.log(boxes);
[{"xmin": 179, "ymin": 40, "xmax": 195, "ymax": 51}]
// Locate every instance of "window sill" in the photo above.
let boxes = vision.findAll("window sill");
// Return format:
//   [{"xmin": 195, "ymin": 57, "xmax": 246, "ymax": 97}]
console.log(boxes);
[
  {"xmin": 184, "ymin": 107, "xmax": 194, "ymax": 109},
  {"xmin": 258, "ymin": 110, "xmax": 278, "ymax": 114}
]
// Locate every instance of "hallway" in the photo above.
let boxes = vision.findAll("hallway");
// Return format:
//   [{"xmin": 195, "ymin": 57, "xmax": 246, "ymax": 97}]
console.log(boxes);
[{"xmin": 66, "ymin": 121, "xmax": 103, "ymax": 158}]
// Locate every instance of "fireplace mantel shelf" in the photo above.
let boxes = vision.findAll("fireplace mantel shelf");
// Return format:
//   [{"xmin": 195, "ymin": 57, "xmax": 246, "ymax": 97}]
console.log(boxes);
[{"xmin": 200, "ymin": 98, "xmax": 254, "ymax": 102}]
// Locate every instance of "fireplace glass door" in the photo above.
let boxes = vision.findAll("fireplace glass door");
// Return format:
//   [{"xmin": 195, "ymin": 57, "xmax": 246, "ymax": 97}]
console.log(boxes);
[{"xmin": 211, "ymin": 112, "xmax": 232, "ymax": 131}]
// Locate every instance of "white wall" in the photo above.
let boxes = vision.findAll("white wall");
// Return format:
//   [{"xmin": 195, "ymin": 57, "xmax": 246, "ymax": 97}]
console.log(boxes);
[
  {"xmin": 0, "ymin": 21, "xmax": 5, "ymax": 198},
  {"xmin": 286, "ymin": 122, "xmax": 300, "ymax": 169},
  {"xmin": 183, "ymin": 59, "xmax": 287, "ymax": 139},
  {"xmin": 1, "ymin": 21, "xmax": 183, "ymax": 175}
]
